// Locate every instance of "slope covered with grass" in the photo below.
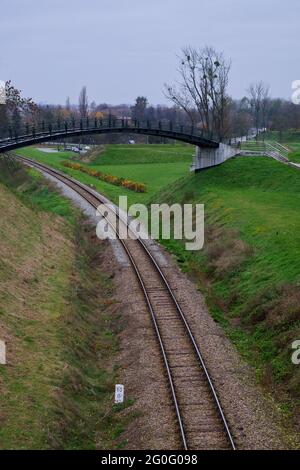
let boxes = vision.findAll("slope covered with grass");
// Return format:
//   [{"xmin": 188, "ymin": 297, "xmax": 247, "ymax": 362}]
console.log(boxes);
[
  {"xmin": 0, "ymin": 159, "xmax": 132, "ymax": 449},
  {"xmin": 156, "ymin": 156, "xmax": 300, "ymax": 413},
  {"xmin": 287, "ymin": 143, "xmax": 300, "ymax": 163},
  {"xmin": 14, "ymin": 144, "xmax": 300, "ymax": 418}
]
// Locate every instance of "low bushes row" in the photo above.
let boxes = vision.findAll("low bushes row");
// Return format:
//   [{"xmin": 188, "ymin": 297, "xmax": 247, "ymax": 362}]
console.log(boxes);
[{"xmin": 61, "ymin": 161, "xmax": 147, "ymax": 192}]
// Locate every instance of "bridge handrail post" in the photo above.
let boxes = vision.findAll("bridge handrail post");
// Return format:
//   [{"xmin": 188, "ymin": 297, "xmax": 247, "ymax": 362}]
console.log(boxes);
[
  {"xmin": 65, "ymin": 121, "xmax": 68, "ymax": 133},
  {"xmin": 80, "ymin": 119, "xmax": 83, "ymax": 131},
  {"xmin": 94, "ymin": 117, "xmax": 97, "ymax": 128},
  {"xmin": 86, "ymin": 117, "xmax": 89, "ymax": 129},
  {"xmin": 9, "ymin": 126, "xmax": 13, "ymax": 140}
]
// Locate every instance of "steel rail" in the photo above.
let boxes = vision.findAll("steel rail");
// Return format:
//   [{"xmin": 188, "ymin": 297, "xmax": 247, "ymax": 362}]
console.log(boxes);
[{"xmin": 12, "ymin": 154, "xmax": 236, "ymax": 450}]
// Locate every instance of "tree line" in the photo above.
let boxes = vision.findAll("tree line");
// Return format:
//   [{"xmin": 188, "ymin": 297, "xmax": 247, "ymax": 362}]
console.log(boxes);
[{"xmin": 1, "ymin": 46, "xmax": 300, "ymax": 142}]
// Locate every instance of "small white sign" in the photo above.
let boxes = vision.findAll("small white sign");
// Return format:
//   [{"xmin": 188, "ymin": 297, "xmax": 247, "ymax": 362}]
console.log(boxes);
[
  {"xmin": 0, "ymin": 340, "xmax": 6, "ymax": 365},
  {"xmin": 114, "ymin": 384, "xmax": 124, "ymax": 403}
]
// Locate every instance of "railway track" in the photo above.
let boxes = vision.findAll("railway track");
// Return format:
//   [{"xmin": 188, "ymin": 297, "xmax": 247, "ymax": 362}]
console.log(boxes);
[{"xmin": 12, "ymin": 154, "xmax": 236, "ymax": 450}]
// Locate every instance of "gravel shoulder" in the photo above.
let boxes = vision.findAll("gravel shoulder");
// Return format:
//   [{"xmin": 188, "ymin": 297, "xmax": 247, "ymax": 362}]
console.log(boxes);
[{"xmin": 38, "ymin": 170, "xmax": 298, "ymax": 450}]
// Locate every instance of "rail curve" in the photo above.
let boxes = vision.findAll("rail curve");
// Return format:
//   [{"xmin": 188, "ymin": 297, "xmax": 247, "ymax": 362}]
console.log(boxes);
[{"xmin": 11, "ymin": 153, "xmax": 236, "ymax": 450}]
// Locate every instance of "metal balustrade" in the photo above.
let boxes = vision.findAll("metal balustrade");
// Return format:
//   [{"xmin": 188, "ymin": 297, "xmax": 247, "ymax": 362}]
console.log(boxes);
[{"xmin": 0, "ymin": 118, "xmax": 221, "ymax": 152}]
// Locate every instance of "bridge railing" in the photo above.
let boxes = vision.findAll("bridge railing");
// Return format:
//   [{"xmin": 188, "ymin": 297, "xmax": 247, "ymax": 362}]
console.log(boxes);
[{"xmin": 0, "ymin": 118, "xmax": 221, "ymax": 145}]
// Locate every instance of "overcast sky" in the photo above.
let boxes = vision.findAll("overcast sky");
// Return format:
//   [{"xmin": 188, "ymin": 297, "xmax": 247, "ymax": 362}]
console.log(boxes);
[{"xmin": 1, "ymin": 0, "xmax": 299, "ymax": 105}]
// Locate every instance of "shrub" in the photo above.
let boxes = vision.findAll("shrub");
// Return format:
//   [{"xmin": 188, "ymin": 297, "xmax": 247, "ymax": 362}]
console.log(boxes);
[{"xmin": 61, "ymin": 161, "xmax": 146, "ymax": 193}]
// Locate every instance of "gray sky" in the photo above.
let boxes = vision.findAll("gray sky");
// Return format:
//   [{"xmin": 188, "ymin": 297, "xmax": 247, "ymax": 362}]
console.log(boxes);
[{"xmin": 1, "ymin": 0, "xmax": 299, "ymax": 105}]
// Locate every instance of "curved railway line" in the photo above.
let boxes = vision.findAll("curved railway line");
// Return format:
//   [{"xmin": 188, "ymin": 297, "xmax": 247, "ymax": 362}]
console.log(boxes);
[{"xmin": 11, "ymin": 153, "xmax": 236, "ymax": 451}]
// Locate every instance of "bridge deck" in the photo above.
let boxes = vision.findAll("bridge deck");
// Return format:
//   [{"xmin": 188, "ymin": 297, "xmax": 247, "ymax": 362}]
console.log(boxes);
[{"xmin": 0, "ymin": 119, "xmax": 220, "ymax": 153}]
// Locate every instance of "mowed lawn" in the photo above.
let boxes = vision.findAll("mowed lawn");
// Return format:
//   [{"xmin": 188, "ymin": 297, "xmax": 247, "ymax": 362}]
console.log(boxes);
[
  {"xmin": 15, "ymin": 144, "xmax": 192, "ymax": 205},
  {"xmin": 15, "ymin": 146, "xmax": 300, "ymax": 293},
  {"xmin": 14, "ymin": 146, "xmax": 300, "ymax": 293},
  {"xmin": 287, "ymin": 142, "xmax": 300, "ymax": 163}
]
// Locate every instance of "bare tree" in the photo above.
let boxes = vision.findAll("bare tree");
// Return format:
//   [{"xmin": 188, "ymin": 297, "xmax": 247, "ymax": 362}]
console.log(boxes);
[
  {"xmin": 164, "ymin": 84, "xmax": 197, "ymax": 125},
  {"xmin": 247, "ymin": 81, "xmax": 270, "ymax": 138},
  {"xmin": 230, "ymin": 98, "xmax": 253, "ymax": 137},
  {"xmin": 79, "ymin": 86, "xmax": 88, "ymax": 118},
  {"xmin": 164, "ymin": 46, "xmax": 231, "ymax": 139}
]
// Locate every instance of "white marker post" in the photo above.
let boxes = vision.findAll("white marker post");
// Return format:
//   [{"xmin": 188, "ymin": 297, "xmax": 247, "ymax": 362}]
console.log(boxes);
[
  {"xmin": 114, "ymin": 384, "xmax": 124, "ymax": 404},
  {"xmin": 0, "ymin": 340, "xmax": 6, "ymax": 365}
]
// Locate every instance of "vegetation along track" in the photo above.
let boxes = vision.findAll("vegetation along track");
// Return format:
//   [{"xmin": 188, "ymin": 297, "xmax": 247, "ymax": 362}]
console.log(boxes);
[{"xmin": 11, "ymin": 153, "xmax": 236, "ymax": 451}]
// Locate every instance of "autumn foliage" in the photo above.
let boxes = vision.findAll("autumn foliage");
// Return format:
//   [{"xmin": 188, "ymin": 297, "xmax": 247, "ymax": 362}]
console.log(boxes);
[{"xmin": 61, "ymin": 161, "xmax": 147, "ymax": 193}]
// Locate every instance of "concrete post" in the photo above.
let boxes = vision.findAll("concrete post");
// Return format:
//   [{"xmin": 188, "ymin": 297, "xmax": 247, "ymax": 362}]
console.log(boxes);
[{"xmin": 190, "ymin": 143, "xmax": 239, "ymax": 172}]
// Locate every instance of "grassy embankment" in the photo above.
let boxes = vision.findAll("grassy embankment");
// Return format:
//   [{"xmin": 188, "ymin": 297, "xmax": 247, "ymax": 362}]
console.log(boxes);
[
  {"xmin": 157, "ymin": 157, "xmax": 300, "ymax": 415},
  {"xmin": 15, "ymin": 144, "xmax": 300, "ymax": 418},
  {"xmin": 0, "ymin": 157, "xmax": 133, "ymax": 449},
  {"xmin": 286, "ymin": 143, "xmax": 300, "ymax": 164}
]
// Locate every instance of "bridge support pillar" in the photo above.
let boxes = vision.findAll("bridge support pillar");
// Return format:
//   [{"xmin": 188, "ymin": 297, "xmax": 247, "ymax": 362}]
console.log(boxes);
[{"xmin": 190, "ymin": 143, "xmax": 239, "ymax": 172}]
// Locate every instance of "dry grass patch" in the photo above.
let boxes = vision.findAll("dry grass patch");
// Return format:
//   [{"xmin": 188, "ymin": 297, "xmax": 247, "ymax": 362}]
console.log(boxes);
[{"xmin": 204, "ymin": 226, "xmax": 254, "ymax": 279}]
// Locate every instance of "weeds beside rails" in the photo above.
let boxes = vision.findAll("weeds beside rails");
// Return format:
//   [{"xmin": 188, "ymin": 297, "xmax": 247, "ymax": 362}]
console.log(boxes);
[{"xmin": 61, "ymin": 160, "xmax": 147, "ymax": 193}]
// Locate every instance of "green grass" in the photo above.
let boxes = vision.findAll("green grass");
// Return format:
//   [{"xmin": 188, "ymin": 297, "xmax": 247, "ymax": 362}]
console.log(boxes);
[
  {"xmin": 13, "ymin": 144, "xmax": 300, "ymax": 414},
  {"xmin": 158, "ymin": 156, "xmax": 300, "ymax": 290},
  {"xmin": 288, "ymin": 143, "xmax": 300, "ymax": 151},
  {"xmin": 15, "ymin": 145, "xmax": 192, "ymax": 206},
  {"xmin": 0, "ymin": 159, "xmax": 133, "ymax": 449},
  {"xmin": 264, "ymin": 130, "xmax": 300, "ymax": 142},
  {"xmin": 92, "ymin": 143, "xmax": 193, "ymax": 165},
  {"xmin": 286, "ymin": 143, "xmax": 300, "ymax": 163},
  {"xmin": 154, "ymin": 156, "xmax": 300, "ymax": 405}
]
